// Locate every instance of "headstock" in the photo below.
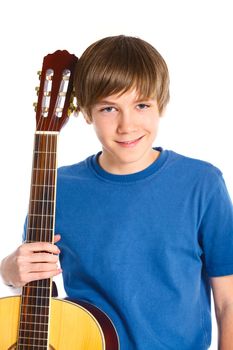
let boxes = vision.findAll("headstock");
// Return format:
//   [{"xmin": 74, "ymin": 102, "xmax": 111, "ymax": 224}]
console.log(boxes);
[{"xmin": 34, "ymin": 50, "xmax": 78, "ymax": 132}]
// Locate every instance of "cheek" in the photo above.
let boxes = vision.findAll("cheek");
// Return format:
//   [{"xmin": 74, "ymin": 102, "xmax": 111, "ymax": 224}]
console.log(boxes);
[
  {"xmin": 93, "ymin": 121, "xmax": 113, "ymax": 143},
  {"xmin": 144, "ymin": 115, "xmax": 160, "ymax": 130}
]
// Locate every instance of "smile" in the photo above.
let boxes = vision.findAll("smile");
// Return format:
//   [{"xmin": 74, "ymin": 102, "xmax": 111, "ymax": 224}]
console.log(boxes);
[{"xmin": 116, "ymin": 136, "xmax": 144, "ymax": 147}]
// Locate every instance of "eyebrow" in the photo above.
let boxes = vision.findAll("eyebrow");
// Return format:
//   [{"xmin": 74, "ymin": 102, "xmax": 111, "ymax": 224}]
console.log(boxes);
[
  {"xmin": 95, "ymin": 100, "xmax": 116, "ymax": 105},
  {"xmin": 95, "ymin": 97, "xmax": 154, "ymax": 106}
]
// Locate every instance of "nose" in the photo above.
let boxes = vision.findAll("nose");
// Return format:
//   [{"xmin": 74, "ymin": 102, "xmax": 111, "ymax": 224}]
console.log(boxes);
[{"xmin": 117, "ymin": 109, "xmax": 139, "ymax": 134}]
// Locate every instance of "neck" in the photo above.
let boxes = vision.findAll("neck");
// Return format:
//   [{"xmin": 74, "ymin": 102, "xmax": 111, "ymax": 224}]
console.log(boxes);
[{"xmin": 98, "ymin": 148, "xmax": 160, "ymax": 175}]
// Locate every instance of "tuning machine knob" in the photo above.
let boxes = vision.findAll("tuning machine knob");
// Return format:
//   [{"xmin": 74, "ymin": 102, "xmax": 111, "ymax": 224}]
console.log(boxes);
[
  {"xmin": 33, "ymin": 102, "xmax": 38, "ymax": 112},
  {"xmin": 68, "ymin": 96, "xmax": 79, "ymax": 116},
  {"xmin": 37, "ymin": 70, "xmax": 42, "ymax": 80}
]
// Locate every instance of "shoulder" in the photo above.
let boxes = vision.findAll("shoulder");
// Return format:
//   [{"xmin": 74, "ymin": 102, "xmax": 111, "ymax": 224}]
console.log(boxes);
[
  {"xmin": 57, "ymin": 154, "xmax": 95, "ymax": 180},
  {"xmin": 167, "ymin": 149, "xmax": 222, "ymax": 177},
  {"xmin": 164, "ymin": 150, "xmax": 224, "ymax": 192}
]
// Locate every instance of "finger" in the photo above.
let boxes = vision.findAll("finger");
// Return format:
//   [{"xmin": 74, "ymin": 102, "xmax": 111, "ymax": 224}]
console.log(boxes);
[
  {"xmin": 29, "ymin": 263, "xmax": 60, "ymax": 273},
  {"xmin": 22, "ymin": 242, "xmax": 60, "ymax": 255},
  {"xmin": 22, "ymin": 268, "xmax": 62, "ymax": 284},
  {"xmin": 54, "ymin": 234, "xmax": 61, "ymax": 243},
  {"xmin": 30, "ymin": 268, "xmax": 62, "ymax": 281},
  {"xmin": 29, "ymin": 253, "xmax": 60, "ymax": 263}
]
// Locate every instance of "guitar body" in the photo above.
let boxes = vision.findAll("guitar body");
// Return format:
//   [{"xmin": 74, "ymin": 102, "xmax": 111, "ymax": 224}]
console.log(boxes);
[{"xmin": 0, "ymin": 296, "xmax": 119, "ymax": 349}]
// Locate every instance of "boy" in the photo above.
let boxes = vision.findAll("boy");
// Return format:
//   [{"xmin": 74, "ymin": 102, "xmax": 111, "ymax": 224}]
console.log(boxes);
[{"xmin": 1, "ymin": 35, "xmax": 233, "ymax": 349}]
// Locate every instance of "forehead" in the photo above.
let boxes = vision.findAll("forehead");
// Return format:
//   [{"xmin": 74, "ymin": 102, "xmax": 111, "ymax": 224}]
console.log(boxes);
[{"xmin": 96, "ymin": 88, "xmax": 156, "ymax": 105}]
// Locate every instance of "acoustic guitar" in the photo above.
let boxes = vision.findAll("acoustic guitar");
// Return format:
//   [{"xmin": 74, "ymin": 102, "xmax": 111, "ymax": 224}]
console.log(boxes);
[{"xmin": 0, "ymin": 50, "xmax": 119, "ymax": 349}]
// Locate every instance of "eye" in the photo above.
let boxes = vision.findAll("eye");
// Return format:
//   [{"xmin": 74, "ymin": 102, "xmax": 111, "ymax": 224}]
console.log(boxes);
[
  {"xmin": 137, "ymin": 103, "xmax": 150, "ymax": 110},
  {"xmin": 100, "ymin": 106, "xmax": 116, "ymax": 113}
]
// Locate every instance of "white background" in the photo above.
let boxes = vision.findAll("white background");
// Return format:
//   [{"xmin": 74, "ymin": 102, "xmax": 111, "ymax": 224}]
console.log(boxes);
[{"xmin": 0, "ymin": 1, "xmax": 233, "ymax": 348}]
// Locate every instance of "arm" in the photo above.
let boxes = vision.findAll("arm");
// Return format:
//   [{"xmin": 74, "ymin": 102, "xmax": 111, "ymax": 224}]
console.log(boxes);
[
  {"xmin": 210, "ymin": 275, "xmax": 233, "ymax": 350},
  {"xmin": 0, "ymin": 235, "xmax": 62, "ymax": 288}
]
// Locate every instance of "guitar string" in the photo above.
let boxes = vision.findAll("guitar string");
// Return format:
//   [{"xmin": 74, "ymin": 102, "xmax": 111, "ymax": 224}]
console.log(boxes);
[
  {"xmin": 39, "ymin": 92, "xmax": 58, "ymax": 348},
  {"xmin": 38, "ymin": 68, "xmax": 57, "ymax": 331},
  {"xmin": 33, "ymin": 132, "xmax": 42, "ymax": 348},
  {"xmin": 29, "ymin": 126, "xmax": 51, "ymax": 347},
  {"xmin": 35, "ymin": 131, "xmax": 54, "ymax": 347},
  {"xmin": 20, "ymin": 134, "xmax": 37, "ymax": 348},
  {"xmin": 34, "ymin": 131, "xmax": 49, "ymax": 348},
  {"xmin": 39, "ymin": 111, "xmax": 57, "ymax": 347},
  {"xmin": 23, "ymin": 132, "xmax": 41, "ymax": 349},
  {"xmin": 38, "ymin": 131, "xmax": 46, "ymax": 348},
  {"xmin": 41, "ymin": 131, "xmax": 50, "ymax": 348},
  {"xmin": 43, "ymin": 131, "xmax": 55, "ymax": 348}
]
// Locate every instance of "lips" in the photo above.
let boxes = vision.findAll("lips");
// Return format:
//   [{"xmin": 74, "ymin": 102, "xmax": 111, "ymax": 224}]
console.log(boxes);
[
  {"xmin": 117, "ymin": 136, "xmax": 144, "ymax": 144},
  {"xmin": 115, "ymin": 135, "xmax": 144, "ymax": 147}
]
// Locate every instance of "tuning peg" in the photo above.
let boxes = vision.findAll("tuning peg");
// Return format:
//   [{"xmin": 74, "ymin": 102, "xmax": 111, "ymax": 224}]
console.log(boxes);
[
  {"xmin": 33, "ymin": 102, "xmax": 38, "ymax": 112},
  {"xmin": 37, "ymin": 71, "xmax": 41, "ymax": 80},
  {"xmin": 68, "ymin": 95, "xmax": 79, "ymax": 116},
  {"xmin": 68, "ymin": 102, "xmax": 80, "ymax": 116},
  {"xmin": 35, "ymin": 86, "xmax": 40, "ymax": 96},
  {"xmin": 43, "ymin": 91, "xmax": 51, "ymax": 97}
]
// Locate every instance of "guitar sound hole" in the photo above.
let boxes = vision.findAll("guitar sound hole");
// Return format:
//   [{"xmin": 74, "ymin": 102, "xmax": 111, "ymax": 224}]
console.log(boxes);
[{"xmin": 8, "ymin": 343, "xmax": 55, "ymax": 349}]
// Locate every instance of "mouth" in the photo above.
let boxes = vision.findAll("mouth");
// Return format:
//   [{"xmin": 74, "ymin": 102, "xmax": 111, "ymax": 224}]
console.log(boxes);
[{"xmin": 116, "ymin": 135, "xmax": 144, "ymax": 147}]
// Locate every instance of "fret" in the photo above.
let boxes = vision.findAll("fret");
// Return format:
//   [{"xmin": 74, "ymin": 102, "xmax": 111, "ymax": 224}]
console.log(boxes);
[
  {"xmin": 25, "ymin": 239, "xmax": 51, "ymax": 243},
  {"xmin": 22, "ymin": 294, "xmax": 51, "ymax": 299},
  {"xmin": 23, "ymin": 295, "xmax": 49, "ymax": 302},
  {"xmin": 32, "ymin": 184, "xmax": 55, "ymax": 187},
  {"xmin": 23, "ymin": 289, "xmax": 50, "ymax": 298},
  {"xmin": 28, "ymin": 214, "xmax": 54, "ymax": 217},
  {"xmin": 17, "ymin": 338, "xmax": 48, "ymax": 346},
  {"xmin": 21, "ymin": 302, "xmax": 50, "ymax": 308},
  {"xmin": 23, "ymin": 285, "xmax": 51, "ymax": 290},
  {"xmin": 21, "ymin": 303, "xmax": 50, "ymax": 308},
  {"xmin": 20, "ymin": 320, "xmax": 49, "ymax": 326},
  {"xmin": 20, "ymin": 312, "xmax": 49, "ymax": 320},
  {"xmin": 35, "ymin": 131, "xmax": 59, "ymax": 135},
  {"xmin": 31, "ymin": 199, "xmax": 54, "ymax": 202},
  {"xmin": 27, "ymin": 226, "xmax": 53, "ymax": 230},
  {"xmin": 31, "ymin": 168, "xmax": 56, "ymax": 175},
  {"xmin": 31, "ymin": 184, "xmax": 55, "ymax": 193},
  {"xmin": 28, "ymin": 203, "xmax": 55, "ymax": 216},
  {"xmin": 34, "ymin": 151, "xmax": 56, "ymax": 154},
  {"xmin": 23, "ymin": 288, "xmax": 50, "ymax": 293},
  {"xmin": 18, "ymin": 334, "xmax": 48, "ymax": 339},
  {"xmin": 32, "ymin": 167, "xmax": 56, "ymax": 171},
  {"xmin": 17, "ymin": 343, "xmax": 47, "ymax": 349},
  {"xmin": 19, "ymin": 329, "xmax": 49, "ymax": 335}
]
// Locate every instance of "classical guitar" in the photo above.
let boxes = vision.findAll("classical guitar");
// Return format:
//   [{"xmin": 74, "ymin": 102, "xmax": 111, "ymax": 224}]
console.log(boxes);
[{"xmin": 0, "ymin": 51, "xmax": 119, "ymax": 349}]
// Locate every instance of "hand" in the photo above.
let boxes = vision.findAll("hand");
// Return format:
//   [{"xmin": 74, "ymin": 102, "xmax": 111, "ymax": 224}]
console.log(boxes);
[{"xmin": 0, "ymin": 234, "xmax": 62, "ymax": 288}]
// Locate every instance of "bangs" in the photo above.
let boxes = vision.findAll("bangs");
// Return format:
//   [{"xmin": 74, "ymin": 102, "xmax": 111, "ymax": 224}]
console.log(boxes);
[{"xmin": 74, "ymin": 36, "xmax": 169, "ymax": 115}]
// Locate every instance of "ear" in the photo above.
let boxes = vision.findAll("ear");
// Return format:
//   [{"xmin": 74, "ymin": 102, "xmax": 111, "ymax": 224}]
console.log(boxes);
[
  {"xmin": 84, "ymin": 115, "xmax": 92, "ymax": 124},
  {"xmin": 81, "ymin": 109, "xmax": 93, "ymax": 124}
]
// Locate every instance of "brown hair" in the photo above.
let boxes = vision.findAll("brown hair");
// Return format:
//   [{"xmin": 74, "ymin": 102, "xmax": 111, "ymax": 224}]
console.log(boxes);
[{"xmin": 74, "ymin": 35, "xmax": 170, "ymax": 118}]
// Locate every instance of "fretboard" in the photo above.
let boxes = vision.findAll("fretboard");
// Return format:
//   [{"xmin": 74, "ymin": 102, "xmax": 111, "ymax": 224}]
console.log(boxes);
[{"xmin": 17, "ymin": 132, "xmax": 58, "ymax": 349}]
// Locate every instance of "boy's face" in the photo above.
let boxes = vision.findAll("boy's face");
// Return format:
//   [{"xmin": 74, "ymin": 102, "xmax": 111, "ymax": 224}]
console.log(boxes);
[{"xmin": 84, "ymin": 89, "xmax": 161, "ymax": 174}]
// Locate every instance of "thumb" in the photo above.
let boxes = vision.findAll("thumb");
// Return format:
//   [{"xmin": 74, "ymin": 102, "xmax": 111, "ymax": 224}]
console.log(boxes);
[{"xmin": 54, "ymin": 234, "xmax": 61, "ymax": 243}]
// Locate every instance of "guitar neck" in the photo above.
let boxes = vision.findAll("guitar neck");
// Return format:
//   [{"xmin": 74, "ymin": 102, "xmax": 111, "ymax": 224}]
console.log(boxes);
[
  {"xmin": 26, "ymin": 132, "xmax": 58, "ymax": 244},
  {"xmin": 17, "ymin": 132, "xmax": 59, "ymax": 349}
]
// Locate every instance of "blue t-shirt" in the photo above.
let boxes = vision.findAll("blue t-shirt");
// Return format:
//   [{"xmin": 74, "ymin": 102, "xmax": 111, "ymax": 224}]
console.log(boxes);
[{"xmin": 55, "ymin": 147, "xmax": 233, "ymax": 350}]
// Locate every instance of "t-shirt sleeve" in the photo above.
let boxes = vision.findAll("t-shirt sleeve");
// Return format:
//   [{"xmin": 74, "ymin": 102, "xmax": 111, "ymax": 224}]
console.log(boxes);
[
  {"xmin": 199, "ymin": 173, "xmax": 233, "ymax": 277},
  {"xmin": 22, "ymin": 217, "xmax": 27, "ymax": 242}
]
